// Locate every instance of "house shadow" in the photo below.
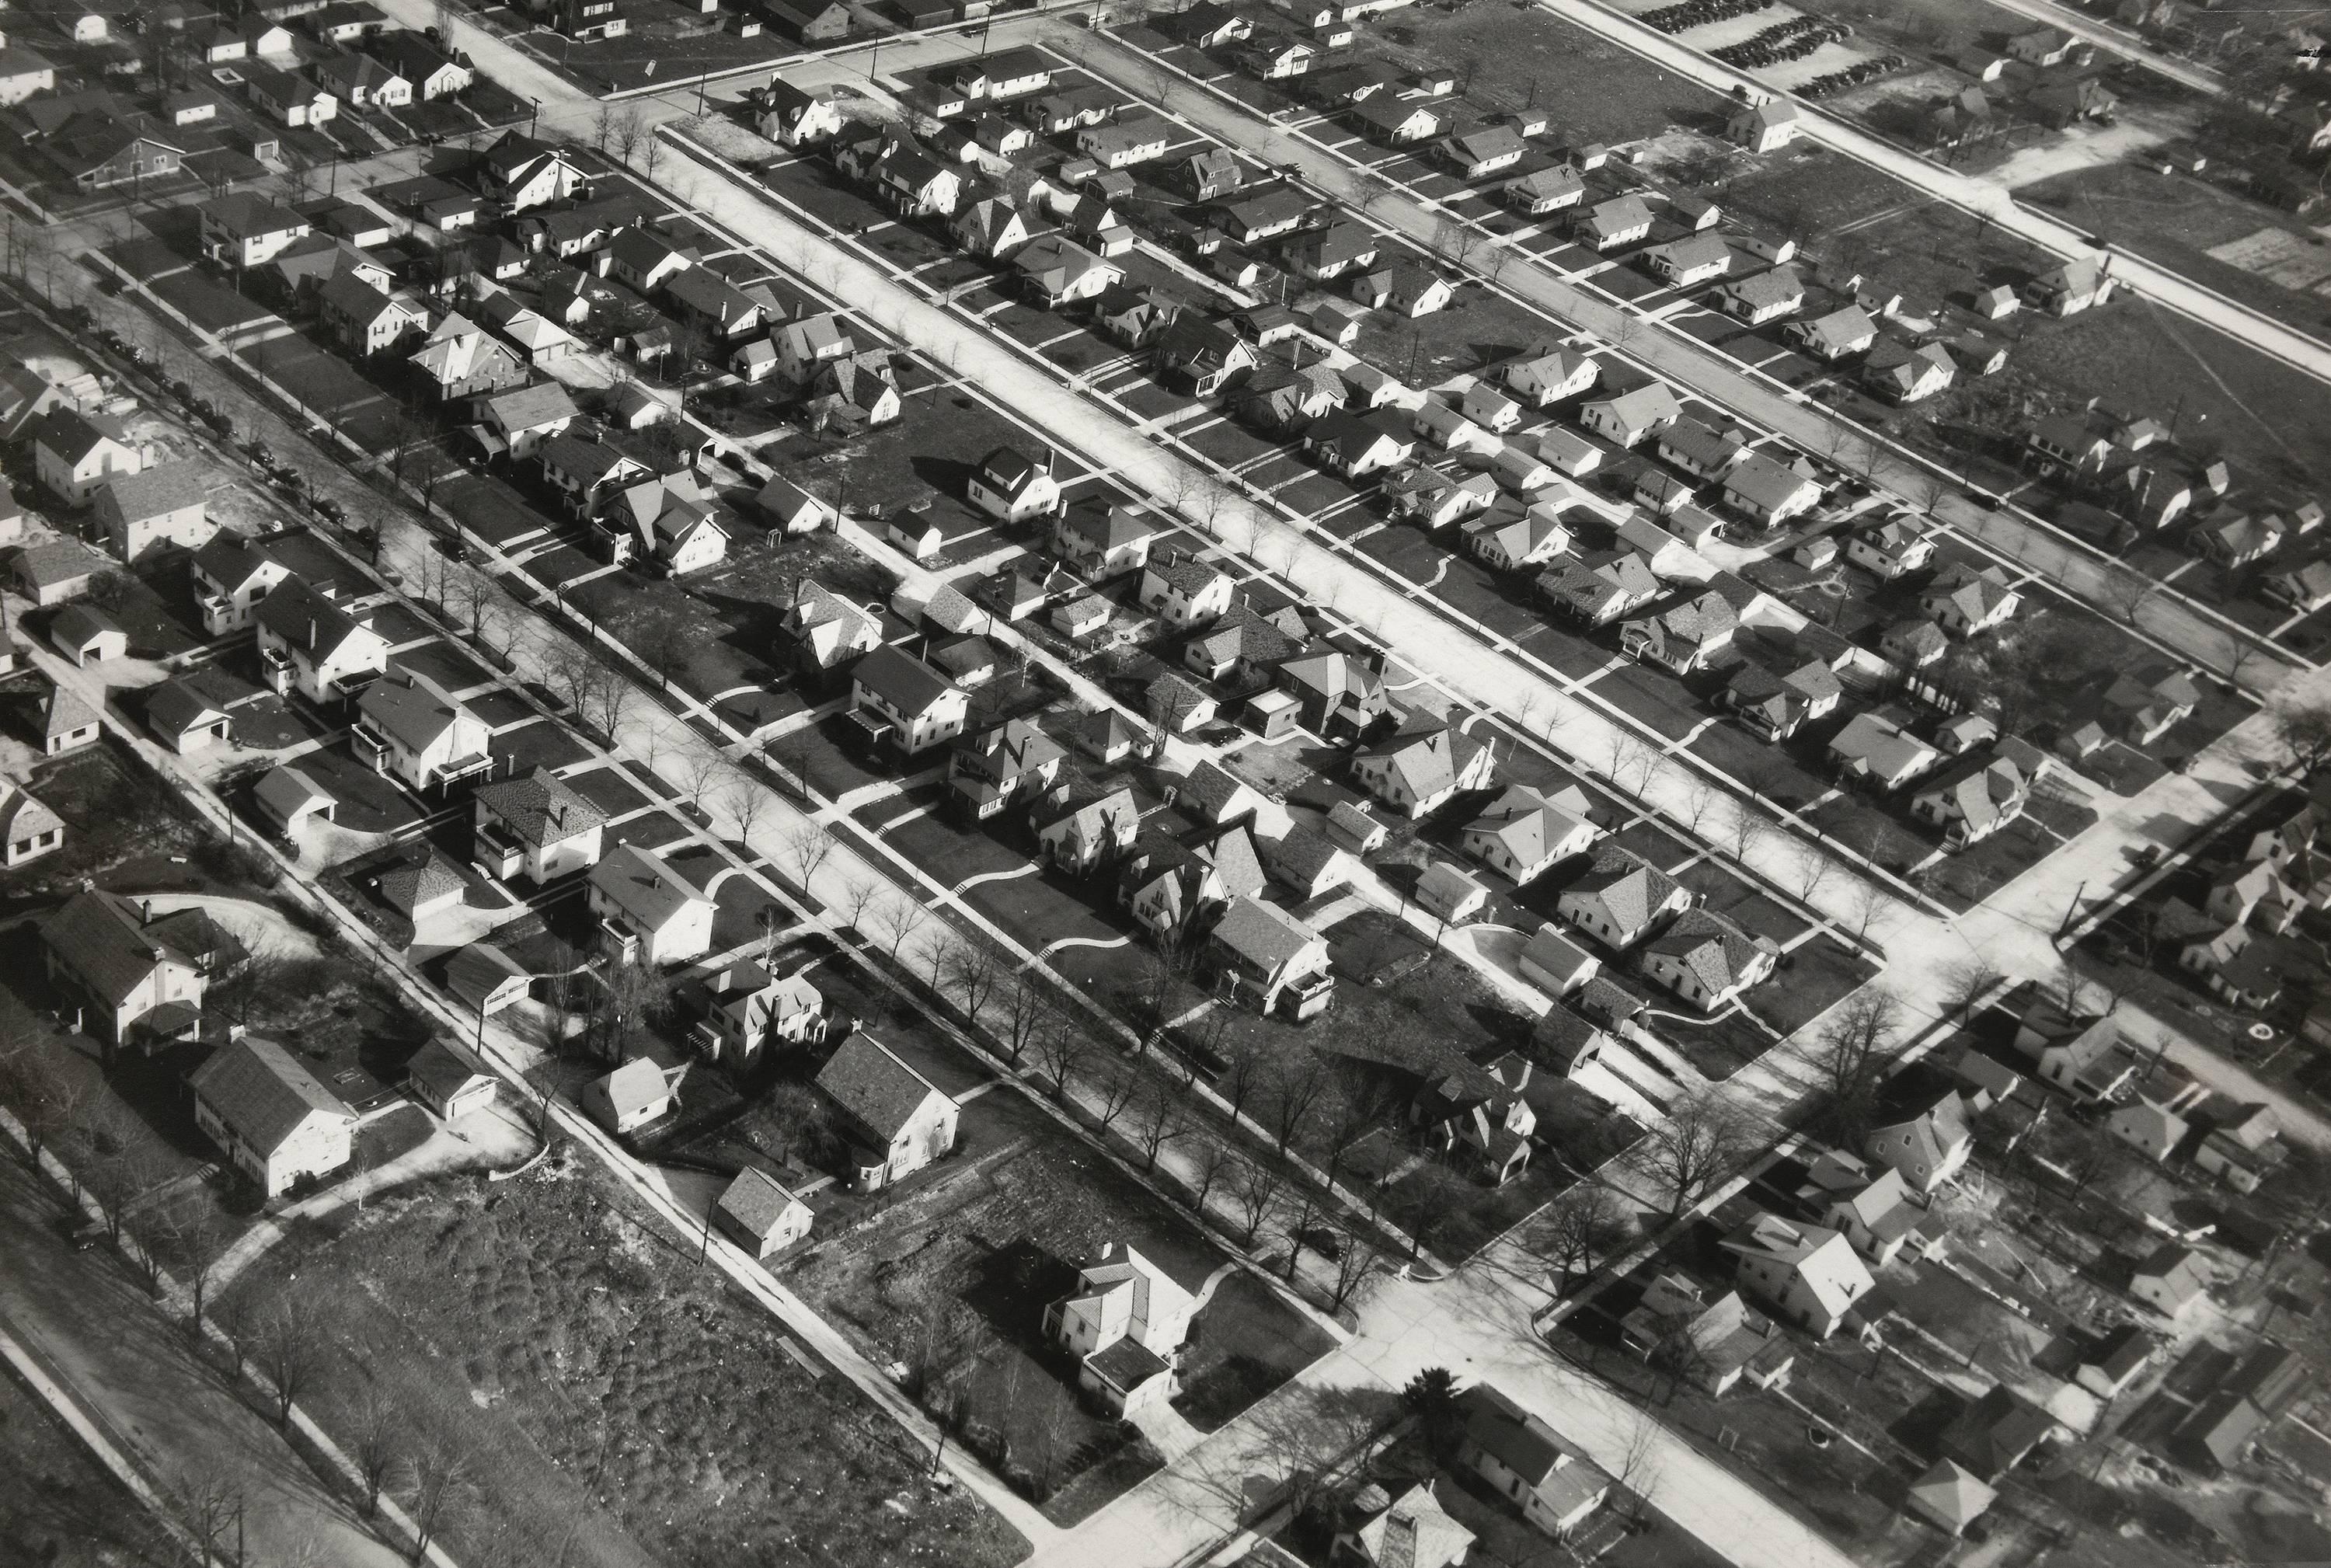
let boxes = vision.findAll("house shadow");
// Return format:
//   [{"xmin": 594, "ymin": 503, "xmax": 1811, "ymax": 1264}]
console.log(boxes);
[
  {"xmin": 960, "ymin": 1235, "xmax": 1080, "ymax": 1349},
  {"xmin": 1890, "ymin": 1385, "xmax": 1967, "ymax": 1459}
]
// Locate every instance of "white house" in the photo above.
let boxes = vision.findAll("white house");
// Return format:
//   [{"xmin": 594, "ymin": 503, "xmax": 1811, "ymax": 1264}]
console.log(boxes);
[
  {"xmin": 191, "ymin": 1037, "xmax": 357, "ymax": 1197},
  {"xmin": 587, "ymin": 845, "xmax": 716, "ymax": 967}
]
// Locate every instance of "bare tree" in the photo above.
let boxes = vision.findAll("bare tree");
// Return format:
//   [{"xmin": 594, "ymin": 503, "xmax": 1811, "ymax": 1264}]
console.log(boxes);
[
  {"xmin": 1678, "ymin": 779, "xmax": 1716, "ymax": 837},
  {"xmin": 406, "ymin": 1441, "xmax": 473, "ymax": 1561},
  {"xmin": 2273, "ymin": 698, "xmax": 2331, "ymax": 774},
  {"xmin": 1726, "ymin": 801, "xmax": 1770, "ymax": 865},
  {"xmin": 1625, "ymin": 1094, "xmax": 1756, "ymax": 1223},
  {"xmin": 779, "ymin": 820, "xmax": 836, "ymax": 888},
  {"xmin": 170, "ymin": 1471, "xmax": 243, "ymax": 1566},
  {"xmin": 1265, "ymin": 1054, "xmax": 1330, "ymax": 1155},
  {"xmin": 1326, "ymin": 1231, "xmax": 1382, "ymax": 1312},
  {"xmin": 1228, "ymin": 1155, "xmax": 1286, "ymax": 1246},
  {"xmin": 942, "ymin": 936, "xmax": 1005, "ymax": 1024},
  {"xmin": 1793, "ymin": 851, "xmax": 1834, "ymax": 904},
  {"xmin": 872, "ymin": 900, "xmax": 927, "ymax": 971},
  {"xmin": 1130, "ymin": 1079, "xmax": 1188, "ymax": 1173},
  {"xmin": 1188, "ymin": 1137, "xmax": 1235, "ymax": 1215},
  {"xmin": 611, "ymin": 109, "xmax": 646, "ymax": 166},
  {"xmin": 1089, "ymin": 1061, "xmax": 1141, "ymax": 1135},
  {"xmin": 254, "ymin": 1296, "xmax": 318, "ymax": 1427},
  {"xmin": 353, "ymin": 1387, "xmax": 399, "ymax": 1518},
  {"xmin": 995, "ymin": 970, "xmax": 1054, "ymax": 1067},
  {"xmin": 1845, "ymin": 879, "xmax": 1889, "ymax": 943},
  {"xmin": 1939, "ymin": 956, "xmax": 2003, "ymax": 1023},
  {"xmin": 1033, "ymin": 1017, "xmax": 1095, "ymax": 1103},
  {"xmin": 723, "ymin": 777, "xmax": 771, "ymax": 843},
  {"xmin": 2099, "ymin": 567, "xmax": 2164, "ymax": 627},
  {"xmin": 1535, "ymin": 1183, "xmax": 1632, "ymax": 1295},
  {"xmin": 1611, "ymin": 1403, "xmax": 1665, "ymax": 1529},
  {"xmin": 1806, "ymin": 987, "xmax": 1902, "ymax": 1134}
]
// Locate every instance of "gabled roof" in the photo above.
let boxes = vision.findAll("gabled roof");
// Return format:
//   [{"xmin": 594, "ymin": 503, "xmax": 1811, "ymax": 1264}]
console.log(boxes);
[
  {"xmin": 1646, "ymin": 908, "xmax": 1772, "ymax": 995},
  {"xmin": 1210, "ymin": 895, "xmax": 1322, "ymax": 971},
  {"xmin": 589, "ymin": 844, "xmax": 712, "ymax": 934},
  {"xmin": 716, "ymin": 1166, "xmax": 808, "ymax": 1240},
  {"xmin": 474, "ymin": 768, "xmax": 605, "ymax": 846},
  {"xmin": 853, "ymin": 643, "xmax": 956, "ymax": 716},
  {"xmin": 190, "ymin": 1036, "xmax": 352, "ymax": 1154},
  {"xmin": 33, "ymin": 407, "xmax": 134, "ymax": 465},
  {"xmin": 814, "ymin": 1030, "xmax": 948, "ymax": 1140},
  {"xmin": 357, "ymin": 667, "xmax": 474, "ymax": 754},
  {"xmin": 1357, "ymin": 721, "xmax": 1479, "ymax": 802},
  {"xmin": 1565, "ymin": 845, "xmax": 1682, "ymax": 932}
]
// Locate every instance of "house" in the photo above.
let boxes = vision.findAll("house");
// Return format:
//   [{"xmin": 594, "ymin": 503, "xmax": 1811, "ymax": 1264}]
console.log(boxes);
[
  {"xmin": 1619, "ymin": 1275, "xmax": 1796, "ymax": 1396},
  {"xmin": 1463, "ymin": 506, "xmax": 1571, "ymax": 573},
  {"xmin": 190, "ymin": 1037, "xmax": 354, "ymax": 1197},
  {"xmin": 475, "ymin": 291, "xmax": 579, "ymax": 368},
  {"xmin": 474, "ymin": 382, "xmax": 578, "ymax": 464},
  {"xmin": 1640, "ymin": 907, "xmax": 1776, "ymax": 1010},
  {"xmin": 1504, "ymin": 164, "xmax": 1585, "ymax": 216},
  {"xmin": 1442, "ymin": 125, "xmax": 1528, "ymax": 179},
  {"xmin": 1138, "ymin": 551, "xmax": 1235, "ymax": 632},
  {"xmin": 1864, "ymin": 340, "xmax": 1956, "ymax": 403},
  {"xmin": 1461, "ymin": 785, "xmax": 1598, "ymax": 887},
  {"xmin": 354, "ymin": 668, "xmax": 490, "ymax": 796},
  {"xmin": 758, "ymin": 79, "xmax": 846, "ymax": 148},
  {"xmin": 765, "ymin": 0, "xmax": 851, "ymax": 38},
  {"xmin": 309, "ymin": 1, "xmax": 389, "ymax": 42},
  {"xmin": 1848, "ymin": 513, "xmax": 1936, "ymax": 578},
  {"xmin": 1033, "ymin": 785, "xmax": 1139, "ymax": 876},
  {"xmin": 1728, "ymin": 99, "xmax": 1800, "ymax": 152},
  {"xmin": 1576, "ymin": 195, "xmax": 1653, "ymax": 251},
  {"xmin": 310, "ymin": 51, "xmax": 409, "ymax": 108},
  {"xmin": 1715, "ymin": 267, "xmax": 1806, "ymax": 326},
  {"xmin": 2024, "ymin": 257, "xmax": 2113, "ymax": 317},
  {"xmin": 1922, "ymin": 565, "xmax": 2021, "ymax": 636},
  {"xmin": 967, "ymin": 446, "xmax": 1062, "ymax": 524},
  {"xmin": 2075, "ymin": 1323, "xmax": 2155, "ymax": 1401},
  {"xmin": 1305, "ymin": 410, "xmax": 1415, "ymax": 479},
  {"xmin": 1621, "ymin": 591, "xmax": 1739, "ymax": 674},
  {"xmin": 41, "ymin": 889, "xmax": 242, "ymax": 1048},
  {"xmin": 597, "ymin": 476, "xmax": 728, "ymax": 577},
  {"xmin": 405, "ymin": 1039, "xmax": 497, "ymax": 1122},
  {"xmin": 1939, "ymin": 1388, "xmax": 2064, "ymax": 1482},
  {"xmin": 1517, "ymin": 924, "xmax": 1601, "ymax": 998},
  {"xmin": 473, "ymin": 131, "xmax": 588, "ymax": 214},
  {"xmin": 2174, "ymin": 1392, "xmax": 2266, "ymax": 1473},
  {"xmin": 1054, "ymin": 504, "xmax": 1160, "ymax": 580},
  {"xmin": 1243, "ymin": 34, "xmax": 1314, "ymax": 78},
  {"xmin": 583, "ymin": 1057, "xmax": 674, "ymax": 1135},
  {"xmin": 0, "ymin": 779, "xmax": 64, "ymax": 867},
  {"xmin": 377, "ymin": 32, "xmax": 470, "ymax": 97},
  {"xmin": 1538, "ymin": 551, "xmax": 1660, "ymax": 627},
  {"xmin": 2012, "ymin": 1002, "xmax": 2137, "ymax": 1101},
  {"xmin": 1830, "ymin": 710, "xmax": 1939, "ymax": 791},
  {"xmin": 1808, "ymin": 1155, "xmax": 1944, "ymax": 1266},
  {"xmin": 711, "ymin": 1167, "xmax": 813, "ymax": 1260},
  {"xmin": 1184, "ymin": 602, "xmax": 1304, "ymax": 685},
  {"xmin": 1721, "ymin": 1213, "xmax": 1876, "ymax": 1338},
  {"xmin": 253, "ymin": 578, "xmax": 388, "ymax": 704},
  {"xmin": 754, "ymin": 476, "xmax": 836, "ymax": 538},
  {"xmin": 1912, "ymin": 752, "xmax": 2030, "ymax": 848},
  {"xmin": 1416, "ymin": 862, "xmax": 1489, "ymax": 927},
  {"xmin": 1558, "ymin": 846, "xmax": 1691, "ymax": 951},
  {"xmin": 2193, "ymin": 512, "xmax": 2284, "ymax": 568},
  {"xmin": 807, "ymin": 353, "xmax": 901, "ymax": 430},
  {"xmin": 1274, "ymin": 649, "xmax": 1388, "ymax": 739},
  {"xmin": 37, "ymin": 685, "xmax": 100, "ymax": 757},
  {"xmin": 1578, "ymin": 385, "xmax": 1680, "ymax": 448},
  {"xmin": 1333, "ymin": 1482, "xmax": 1475, "ymax": 1568},
  {"xmin": 199, "ymin": 193, "xmax": 312, "ymax": 269},
  {"xmin": 319, "ymin": 274, "xmax": 425, "ymax": 356},
  {"xmin": 587, "ymin": 845, "xmax": 716, "ymax": 967},
  {"xmin": 1644, "ymin": 233, "xmax": 1732, "ymax": 288},
  {"xmin": 1078, "ymin": 113, "xmax": 1172, "ymax": 169},
  {"xmin": 1726, "ymin": 660, "xmax": 1841, "ymax": 741},
  {"xmin": 1287, "ymin": 221, "xmax": 1381, "ymax": 282},
  {"xmin": 2109, "ymin": 1096, "xmax": 2191, "ymax": 1163},
  {"xmin": 51, "ymin": 605, "xmax": 127, "ymax": 668},
  {"xmin": 664, "ymin": 268, "xmax": 768, "ymax": 340},
  {"xmin": 2196, "ymin": 1104, "xmax": 2285, "ymax": 1194},
  {"xmin": 94, "ymin": 465, "xmax": 211, "ymax": 560},
  {"xmin": 0, "ymin": 46, "xmax": 57, "ymax": 106},
  {"xmin": 242, "ymin": 64, "xmax": 336, "ymax": 128},
  {"xmin": 1178, "ymin": 147, "xmax": 1244, "ymax": 200},
  {"xmin": 1044, "ymin": 1242, "xmax": 1198, "ymax": 1416},
  {"xmin": 949, "ymin": 718, "xmax": 1066, "ymax": 820},
  {"xmin": 1864, "ymin": 1092, "xmax": 1973, "ymax": 1196},
  {"xmin": 1457, "ymin": 1384, "xmax": 1611, "ymax": 1538},
  {"xmin": 815, "ymin": 1030, "xmax": 959, "ymax": 1191},
  {"xmin": 2266, "ymin": 560, "xmax": 2331, "ymax": 614},
  {"xmin": 2006, "ymin": 24, "xmax": 2074, "ymax": 64},
  {"xmin": 680, "ymin": 962, "xmax": 828, "ymax": 1064},
  {"xmin": 472, "ymin": 768, "xmax": 605, "ymax": 883},
  {"xmin": 409, "ymin": 314, "xmax": 525, "ymax": 402},
  {"xmin": 33, "ymin": 409, "xmax": 144, "ymax": 505},
  {"xmin": 1207, "ymin": 896, "xmax": 1333, "ymax": 1019},
  {"xmin": 1505, "ymin": 350, "xmax": 1598, "ymax": 408},
  {"xmin": 849, "ymin": 645, "xmax": 969, "ymax": 758},
  {"xmin": 1241, "ymin": 364, "xmax": 1349, "ymax": 432},
  {"xmin": 1352, "ymin": 264, "xmax": 1454, "ymax": 319}
]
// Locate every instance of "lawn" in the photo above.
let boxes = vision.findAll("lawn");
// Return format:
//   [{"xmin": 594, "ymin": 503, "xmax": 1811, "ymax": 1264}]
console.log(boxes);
[
  {"xmin": 0, "ymin": 1368, "xmax": 175, "ymax": 1567},
  {"xmin": 1172, "ymin": 1272, "xmax": 1338, "ymax": 1433},
  {"xmin": 221, "ymin": 1148, "xmax": 1026, "ymax": 1568}
]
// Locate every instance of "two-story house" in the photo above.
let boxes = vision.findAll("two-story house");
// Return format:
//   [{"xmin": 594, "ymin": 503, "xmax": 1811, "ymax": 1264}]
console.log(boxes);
[
  {"xmin": 33, "ymin": 408, "xmax": 143, "ymax": 504},
  {"xmin": 472, "ymin": 768, "xmax": 605, "ymax": 883},
  {"xmin": 1044, "ymin": 1242, "xmax": 1200, "ymax": 1416},
  {"xmin": 814, "ymin": 1030, "xmax": 959, "ymax": 1191},
  {"xmin": 190, "ymin": 1036, "xmax": 355, "ymax": 1197},
  {"xmin": 1721, "ymin": 1213, "xmax": 1876, "ymax": 1339},
  {"xmin": 587, "ymin": 845, "xmax": 716, "ymax": 966},
  {"xmin": 948, "ymin": 717, "xmax": 1067, "ymax": 820},
  {"xmin": 40, "ymin": 889, "xmax": 242, "ymax": 1048},
  {"xmin": 253, "ymin": 577, "xmax": 388, "ymax": 705},
  {"xmin": 848, "ymin": 645, "xmax": 969, "ymax": 758},
  {"xmin": 354, "ymin": 668, "xmax": 493, "ymax": 795}
]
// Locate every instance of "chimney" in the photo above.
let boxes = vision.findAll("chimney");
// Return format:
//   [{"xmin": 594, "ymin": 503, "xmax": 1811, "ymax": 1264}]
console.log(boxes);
[
  {"xmin": 142, "ymin": 899, "xmax": 153, "ymax": 925},
  {"xmin": 308, "ymin": 615, "xmax": 319, "ymax": 651}
]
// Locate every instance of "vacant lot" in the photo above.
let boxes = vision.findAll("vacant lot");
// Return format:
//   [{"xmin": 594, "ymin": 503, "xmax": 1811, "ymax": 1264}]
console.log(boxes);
[
  {"xmin": 221, "ymin": 1151, "xmax": 1026, "ymax": 1568},
  {"xmin": 1381, "ymin": 5, "xmax": 1728, "ymax": 145}
]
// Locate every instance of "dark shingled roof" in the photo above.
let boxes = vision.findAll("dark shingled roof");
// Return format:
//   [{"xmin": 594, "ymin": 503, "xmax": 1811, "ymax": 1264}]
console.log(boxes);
[
  {"xmin": 814, "ymin": 1030, "xmax": 947, "ymax": 1141},
  {"xmin": 190, "ymin": 1036, "xmax": 352, "ymax": 1155}
]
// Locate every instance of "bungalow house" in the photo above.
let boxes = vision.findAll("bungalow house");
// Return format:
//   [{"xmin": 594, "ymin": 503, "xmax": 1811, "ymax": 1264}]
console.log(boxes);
[
  {"xmin": 33, "ymin": 409, "xmax": 145, "ymax": 504},
  {"xmin": 354, "ymin": 668, "xmax": 491, "ymax": 796},
  {"xmin": 1578, "ymin": 384, "xmax": 1680, "ymax": 448},
  {"xmin": 96, "ymin": 465, "xmax": 212, "ymax": 559},
  {"xmin": 1277, "ymin": 648, "xmax": 1391, "ymax": 737},
  {"xmin": 1721, "ymin": 1213, "xmax": 1876, "ymax": 1338},
  {"xmin": 2103, "ymin": 668, "xmax": 2200, "ymax": 745},
  {"xmin": 1183, "ymin": 603, "xmax": 1303, "ymax": 684},
  {"xmin": 2193, "ymin": 512, "xmax": 2284, "ymax": 568},
  {"xmin": 190, "ymin": 1037, "xmax": 354, "ymax": 1197},
  {"xmin": 242, "ymin": 64, "xmax": 336, "ymax": 128},
  {"xmin": 765, "ymin": 0, "xmax": 850, "ymax": 38},
  {"xmin": 1558, "ymin": 846, "xmax": 1692, "ymax": 951},
  {"xmin": 1217, "ymin": 186, "xmax": 1314, "ymax": 245},
  {"xmin": 1848, "ymin": 513, "xmax": 1936, "ymax": 578},
  {"xmin": 1287, "ymin": 221, "xmax": 1380, "ymax": 282},
  {"xmin": 2110, "ymin": 1096, "xmax": 2192, "ymax": 1163},
  {"xmin": 1416, "ymin": 862, "xmax": 1490, "ymax": 927},
  {"xmin": 1503, "ymin": 164, "xmax": 1585, "ymax": 215},
  {"xmin": 1206, "ymin": 895, "xmax": 1334, "ymax": 1019},
  {"xmin": 1146, "ymin": 671, "xmax": 1218, "ymax": 733},
  {"xmin": 2024, "ymin": 257, "xmax": 2113, "ymax": 317},
  {"xmin": 2075, "ymin": 1324, "xmax": 2155, "ymax": 1401},
  {"xmin": 1644, "ymin": 233, "xmax": 1732, "ymax": 288},
  {"xmin": 848, "ymin": 646, "xmax": 968, "ymax": 760},
  {"xmin": 779, "ymin": 581, "xmax": 883, "ymax": 680},
  {"xmin": 1939, "ymin": 1388, "xmax": 2066, "ymax": 1483},
  {"xmin": 758, "ymin": 79, "xmax": 846, "ymax": 148},
  {"xmin": 1865, "ymin": 1092, "xmax": 1974, "ymax": 1194},
  {"xmin": 1033, "ymin": 786, "xmax": 1140, "ymax": 876},
  {"xmin": 1808, "ymin": 1157, "xmax": 1945, "ymax": 1267},
  {"xmin": 538, "ymin": 434, "xmax": 649, "ymax": 519},
  {"xmin": 597, "ymin": 476, "xmax": 729, "ymax": 577},
  {"xmin": 1462, "ymin": 784, "xmax": 1599, "ymax": 885},
  {"xmin": 712, "ymin": 1168, "xmax": 813, "ymax": 1260},
  {"xmin": 2195, "ymin": 1104, "xmax": 2284, "ymax": 1194},
  {"xmin": 815, "ymin": 1030, "xmax": 959, "ymax": 1191},
  {"xmin": 378, "ymin": 33, "xmax": 471, "ymax": 97},
  {"xmin": 1351, "ymin": 263, "xmax": 1454, "ymax": 318},
  {"xmin": 1576, "ymin": 195, "xmax": 1653, "ymax": 250},
  {"xmin": 1305, "ymin": 409, "xmax": 1414, "ymax": 479},
  {"xmin": 1716, "ymin": 267, "xmax": 1806, "ymax": 325},
  {"xmin": 475, "ymin": 132, "xmax": 588, "ymax": 213},
  {"xmin": 2012, "ymin": 1002, "xmax": 2137, "ymax": 1101},
  {"xmin": 409, "ymin": 313, "xmax": 525, "ymax": 402},
  {"xmin": 1013, "ymin": 235, "xmax": 1122, "ymax": 308},
  {"xmin": 1334, "ymin": 1483, "xmax": 1474, "ymax": 1568},
  {"xmin": 1078, "ymin": 113, "xmax": 1172, "ymax": 168},
  {"xmin": 1643, "ymin": 909, "xmax": 1778, "ymax": 1011},
  {"xmin": 1463, "ymin": 505, "xmax": 1571, "ymax": 572},
  {"xmin": 1044, "ymin": 1242, "xmax": 1198, "ymax": 1417},
  {"xmin": 1239, "ymin": 364, "xmax": 1349, "ymax": 433},
  {"xmin": 472, "ymin": 768, "xmax": 605, "ymax": 883},
  {"xmin": 40, "ymin": 687, "xmax": 102, "ymax": 756},
  {"xmin": 582, "ymin": 1057, "xmax": 674, "ymax": 1136},
  {"xmin": 1505, "ymin": 350, "xmax": 1598, "ymax": 409},
  {"xmin": 2006, "ymin": 24, "xmax": 2074, "ymax": 64},
  {"xmin": 1830, "ymin": 710, "xmax": 1939, "ymax": 791},
  {"xmin": 1912, "ymin": 752, "xmax": 2030, "ymax": 848},
  {"xmin": 1790, "ymin": 305, "xmax": 1877, "ymax": 362},
  {"xmin": 1154, "ymin": 317, "xmax": 1257, "ymax": 396},
  {"xmin": 1442, "ymin": 125, "xmax": 1528, "ymax": 179},
  {"xmin": 253, "ymin": 578, "xmax": 388, "ymax": 704},
  {"xmin": 475, "ymin": 380, "xmax": 577, "ymax": 462},
  {"xmin": 310, "ymin": 51, "xmax": 408, "ymax": 107},
  {"xmin": 1538, "ymin": 550, "xmax": 1660, "ymax": 626},
  {"xmin": 1618, "ymin": 1275, "xmax": 1796, "ymax": 1397},
  {"xmin": 772, "ymin": 311, "xmax": 855, "ymax": 385},
  {"xmin": 1922, "ymin": 565, "xmax": 2021, "ymax": 636},
  {"xmin": 1621, "ymin": 591, "xmax": 1738, "ymax": 674},
  {"xmin": 1727, "ymin": 99, "xmax": 1800, "ymax": 152},
  {"xmin": 1864, "ymin": 340, "xmax": 1956, "ymax": 403},
  {"xmin": 587, "ymin": 845, "xmax": 716, "ymax": 967},
  {"xmin": 949, "ymin": 717, "xmax": 1067, "ymax": 820},
  {"xmin": 1456, "ymin": 1383, "xmax": 1611, "ymax": 1539},
  {"xmin": 664, "ymin": 268, "xmax": 767, "ymax": 340}
]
